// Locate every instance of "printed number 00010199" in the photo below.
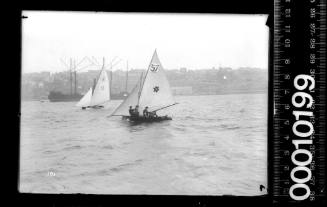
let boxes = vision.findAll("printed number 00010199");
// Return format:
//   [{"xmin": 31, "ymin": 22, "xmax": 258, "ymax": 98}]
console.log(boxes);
[{"xmin": 289, "ymin": 74, "xmax": 315, "ymax": 201}]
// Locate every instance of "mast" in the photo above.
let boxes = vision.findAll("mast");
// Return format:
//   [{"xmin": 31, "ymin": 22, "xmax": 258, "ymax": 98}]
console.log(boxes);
[
  {"xmin": 74, "ymin": 59, "xmax": 77, "ymax": 95},
  {"xmin": 137, "ymin": 72, "xmax": 144, "ymax": 105},
  {"xmin": 69, "ymin": 58, "xmax": 73, "ymax": 96},
  {"xmin": 109, "ymin": 57, "xmax": 114, "ymax": 97},
  {"xmin": 60, "ymin": 56, "xmax": 92, "ymax": 98},
  {"xmin": 125, "ymin": 61, "xmax": 129, "ymax": 92},
  {"xmin": 92, "ymin": 78, "xmax": 97, "ymax": 94},
  {"xmin": 104, "ymin": 57, "xmax": 111, "ymax": 98},
  {"xmin": 110, "ymin": 71, "xmax": 112, "ymax": 97}
]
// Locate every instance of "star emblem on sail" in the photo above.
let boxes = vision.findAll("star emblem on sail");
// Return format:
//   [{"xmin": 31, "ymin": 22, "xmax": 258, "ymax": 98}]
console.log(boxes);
[
  {"xmin": 110, "ymin": 49, "xmax": 178, "ymax": 116},
  {"xmin": 153, "ymin": 86, "xmax": 159, "ymax": 93}
]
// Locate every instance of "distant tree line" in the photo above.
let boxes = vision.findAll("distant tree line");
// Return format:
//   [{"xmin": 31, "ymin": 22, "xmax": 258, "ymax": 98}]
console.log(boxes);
[{"xmin": 21, "ymin": 67, "xmax": 268, "ymax": 100}]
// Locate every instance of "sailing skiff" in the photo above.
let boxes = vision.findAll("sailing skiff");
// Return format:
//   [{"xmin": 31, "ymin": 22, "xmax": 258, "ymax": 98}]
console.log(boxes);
[
  {"xmin": 76, "ymin": 62, "xmax": 110, "ymax": 109},
  {"xmin": 110, "ymin": 50, "xmax": 178, "ymax": 122}
]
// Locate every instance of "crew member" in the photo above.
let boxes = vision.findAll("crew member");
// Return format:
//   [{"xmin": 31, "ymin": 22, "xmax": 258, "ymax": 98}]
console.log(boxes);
[
  {"xmin": 134, "ymin": 105, "xmax": 140, "ymax": 117},
  {"xmin": 143, "ymin": 106, "xmax": 149, "ymax": 118},
  {"xmin": 129, "ymin": 106, "xmax": 134, "ymax": 116}
]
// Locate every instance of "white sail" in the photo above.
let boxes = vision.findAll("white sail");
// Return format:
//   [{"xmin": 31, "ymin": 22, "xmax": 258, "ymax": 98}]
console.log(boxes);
[
  {"xmin": 138, "ymin": 50, "xmax": 176, "ymax": 113},
  {"xmin": 89, "ymin": 69, "xmax": 110, "ymax": 106},
  {"xmin": 76, "ymin": 87, "xmax": 92, "ymax": 107},
  {"xmin": 110, "ymin": 74, "xmax": 143, "ymax": 116}
]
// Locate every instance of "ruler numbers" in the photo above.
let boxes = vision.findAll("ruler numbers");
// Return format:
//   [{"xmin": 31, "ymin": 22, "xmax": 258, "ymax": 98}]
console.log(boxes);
[
  {"xmin": 273, "ymin": 0, "xmax": 326, "ymax": 204},
  {"xmin": 273, "ymin": 0, "xmax": 292, "ymax": 202}
]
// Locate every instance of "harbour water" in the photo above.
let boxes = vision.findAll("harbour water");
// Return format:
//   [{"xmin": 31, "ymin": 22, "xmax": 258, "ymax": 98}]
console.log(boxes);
[{"xmin": 19, "ymin": 93, "xmax": 267, "ymax": 195}]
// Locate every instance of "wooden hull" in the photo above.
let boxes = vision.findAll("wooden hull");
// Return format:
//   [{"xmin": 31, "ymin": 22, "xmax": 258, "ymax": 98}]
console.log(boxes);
[
  {"xmin": 122, "ymin": 115, "xmax": 172, "ymax": 122},
  {"xmin": 82, "ymin": 105, "xmax": 104, "ymax": 110}
]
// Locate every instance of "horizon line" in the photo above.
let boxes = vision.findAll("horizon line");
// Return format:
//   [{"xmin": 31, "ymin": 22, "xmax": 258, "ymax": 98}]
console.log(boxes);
[{"xmin": 22, "ymin": 66, "xmax": 268, "ymax": 74}]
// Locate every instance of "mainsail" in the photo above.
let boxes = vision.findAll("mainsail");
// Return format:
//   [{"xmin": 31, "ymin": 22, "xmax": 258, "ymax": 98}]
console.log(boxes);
[
  {"xmin": 76, "ymin": 68, "xmax": 110, "ymax": 108},
  {"xmin": 75, "ymin": 87, "xmax": 92, "ymax": 107},
  {"xmin": 111, "ymin": 50, "xmax": 176, "ymax": 116},
  {"xmin": 138, "ymin": 50, "xmax": 176, "ymax": 112},
  {"xmin": 90, "ymin": 69, "xmax": 110, "ymax": 106}
]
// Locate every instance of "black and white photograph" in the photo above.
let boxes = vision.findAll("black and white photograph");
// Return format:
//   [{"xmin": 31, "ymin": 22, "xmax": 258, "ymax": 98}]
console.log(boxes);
[{"xmin": 20, "ymin": 11, "xmax": 269, "ymax": 196}]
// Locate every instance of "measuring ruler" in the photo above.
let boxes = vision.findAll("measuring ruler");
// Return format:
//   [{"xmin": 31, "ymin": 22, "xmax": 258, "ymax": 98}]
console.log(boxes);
[{"xmin": 272, "ymin": 0, "xmax": 326, "ymax": 205}]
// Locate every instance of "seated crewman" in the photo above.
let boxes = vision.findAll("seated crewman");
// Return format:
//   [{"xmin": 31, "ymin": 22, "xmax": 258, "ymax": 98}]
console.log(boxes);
[
  {"xmin": 143, "ymin": 106, "xmax": 149, "ymax": 118},
  {"xmin": 134, "ymin": 105, "xmax": 140, "ymax": 117},
  {"xmin": 129, "ymin": 106, "xmax": 134, "ymax": 116}
]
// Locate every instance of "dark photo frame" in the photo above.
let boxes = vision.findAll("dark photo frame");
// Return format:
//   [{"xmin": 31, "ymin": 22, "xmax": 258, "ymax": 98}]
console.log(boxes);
[{"xmin": 10, "ymin": 0, "xmax": 281, "ymax": 206}]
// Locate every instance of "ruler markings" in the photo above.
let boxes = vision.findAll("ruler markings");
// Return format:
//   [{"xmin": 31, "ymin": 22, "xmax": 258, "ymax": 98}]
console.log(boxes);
[{"xmin": 272, "ymin": 0, "xmax": 326, "ymax": 204}]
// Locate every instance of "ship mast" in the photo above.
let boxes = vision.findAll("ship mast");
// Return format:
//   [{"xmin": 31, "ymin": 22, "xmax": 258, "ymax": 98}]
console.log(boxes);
[
  {"xmin": 69, "ymin": 58, "xmax": 73, "ymax": 96},
  {"xmin": 74, "ymin": 59, "xmax": 77, "ymax": 95},
  {"xmin": 125, "ymin": 61, "xmax": 129, "ymax": 92},
  {"xmin": 58, "ymin": 56, "xmax": 96, "ymax": 97}
]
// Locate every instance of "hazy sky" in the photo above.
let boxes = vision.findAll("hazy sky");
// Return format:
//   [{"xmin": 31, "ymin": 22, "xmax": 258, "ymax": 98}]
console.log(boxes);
[{"xmin": 22, "ymin": 11, "xmax": 268, "ymax": 73}]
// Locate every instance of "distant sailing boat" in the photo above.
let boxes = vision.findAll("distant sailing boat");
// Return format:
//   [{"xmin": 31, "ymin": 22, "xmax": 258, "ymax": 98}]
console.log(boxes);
[
  {"xmin": 76, "ymin": 59, "xmax": 110, "ymax": 109},
  {"xmin": 110, "ymin": 50, "xmax": 178, "ymax": 122}
]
